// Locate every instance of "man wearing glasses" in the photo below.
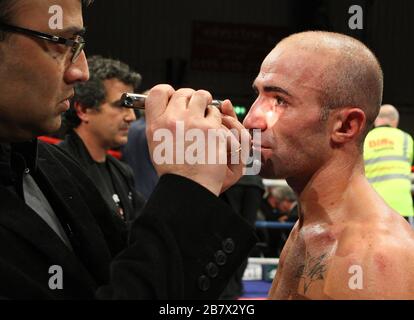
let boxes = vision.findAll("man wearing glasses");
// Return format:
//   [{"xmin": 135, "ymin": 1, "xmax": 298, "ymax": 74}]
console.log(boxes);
[{"xmin": 0, "ymin": 0, "xmax": 255, "ymax": 299}]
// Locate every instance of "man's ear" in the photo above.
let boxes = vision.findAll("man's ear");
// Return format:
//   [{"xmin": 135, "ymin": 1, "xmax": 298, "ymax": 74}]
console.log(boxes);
[
  {"xmin": 331, "ymin": 108, "xmax": 366, "ymax": 144},
  {"xmin": 74, "ymin": 102, "xmax": 91, "ymax": 123}
]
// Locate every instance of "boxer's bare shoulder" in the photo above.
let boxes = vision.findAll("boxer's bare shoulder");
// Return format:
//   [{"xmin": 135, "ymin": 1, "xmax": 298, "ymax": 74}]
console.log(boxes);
[
  {"xmin": 324, "ymin": 210, "xmax": 414, "ymax": 299},
  {"xmin": 269, "ymin": 209, "xmax": 414, "ymax": 300}
]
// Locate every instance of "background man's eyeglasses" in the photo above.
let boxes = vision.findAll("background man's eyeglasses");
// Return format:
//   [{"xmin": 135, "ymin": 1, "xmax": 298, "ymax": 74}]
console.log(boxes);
[{"xmin": 0, "ymin": 23, "xmax": 85, "ymax": 63}]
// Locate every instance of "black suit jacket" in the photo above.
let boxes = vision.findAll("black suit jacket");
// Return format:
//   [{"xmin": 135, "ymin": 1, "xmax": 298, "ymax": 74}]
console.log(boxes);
[
  {"xmin": 0, "ymin": 141, "xmax": 257, "ymax": 299},
  {"xmin": 58, "ymin": 131, "xmax": 145, "ymax": 223}
]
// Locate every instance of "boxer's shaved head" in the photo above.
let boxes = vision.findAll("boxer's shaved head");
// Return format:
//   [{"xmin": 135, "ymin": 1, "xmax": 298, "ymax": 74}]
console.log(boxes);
[{"xmin": 278, "ymin": 31, "xmax": 383, "ymax": 140}]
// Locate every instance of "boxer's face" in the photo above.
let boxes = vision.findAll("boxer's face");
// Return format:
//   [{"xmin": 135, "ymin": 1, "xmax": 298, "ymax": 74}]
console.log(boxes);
[
  {"xmin": 0, "ymin": 0, "xmax": 89, "ymax": 142},
  {"xmin": 244, "ymin": 42, "xmax": 333, "ymax": 180}
]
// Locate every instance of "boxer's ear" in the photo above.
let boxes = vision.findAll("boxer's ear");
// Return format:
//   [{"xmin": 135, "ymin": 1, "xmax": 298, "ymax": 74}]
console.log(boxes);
[{"xmin": 331, "ymin": 108, "xmax": 366, "ymax": 144}]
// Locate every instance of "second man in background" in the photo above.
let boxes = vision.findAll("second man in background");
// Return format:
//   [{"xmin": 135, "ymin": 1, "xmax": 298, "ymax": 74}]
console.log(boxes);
[{"xmin": 60, "ymin": 56, "xmax": 145, "ymax": 253}]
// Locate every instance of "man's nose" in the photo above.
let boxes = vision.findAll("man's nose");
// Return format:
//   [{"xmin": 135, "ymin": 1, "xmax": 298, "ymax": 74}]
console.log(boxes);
[
  {"xmin": 124, "ymin": 108, "xmax": 136, "ymax": 123},
  {"xmin": 243, "ymin": 103, "xmax": 268, "ymax": 131},
  {"xmin": 64, "ymin": 51, "xmax": 89, "ymax": 84}
]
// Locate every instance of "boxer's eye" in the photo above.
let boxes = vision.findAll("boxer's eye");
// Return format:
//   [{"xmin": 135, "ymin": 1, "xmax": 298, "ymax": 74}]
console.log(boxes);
[{"xmin": 275, "ymin": 96, "xmax": 286, "ymax": 106}]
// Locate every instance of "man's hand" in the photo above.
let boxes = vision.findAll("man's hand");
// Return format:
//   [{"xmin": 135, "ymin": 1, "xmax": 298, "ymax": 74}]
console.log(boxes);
[
  {"xmin": 145, "ymin": 84, "xmax": 233, "ymax": 196},
  {"xmin": 220, "ymin": 100, "xmax": 251, "ymax": 193}
]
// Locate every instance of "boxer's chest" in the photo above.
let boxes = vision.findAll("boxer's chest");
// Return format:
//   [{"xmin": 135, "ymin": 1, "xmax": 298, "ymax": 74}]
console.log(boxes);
[{"xmin": 271, "ymin": 226, "xmax": 338, "ymax": 299}]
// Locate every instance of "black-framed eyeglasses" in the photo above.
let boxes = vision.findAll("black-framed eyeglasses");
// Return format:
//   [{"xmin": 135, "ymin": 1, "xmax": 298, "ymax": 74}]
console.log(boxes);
[{"xmin": 0, "ymin": 22, "xmax": 85, "ymax": 63}]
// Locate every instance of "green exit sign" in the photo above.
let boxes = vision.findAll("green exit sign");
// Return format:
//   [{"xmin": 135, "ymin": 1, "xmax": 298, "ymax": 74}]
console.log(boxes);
[{"xmin": 234, "ymin": 105, "xmax": 247, "ymax": 116}]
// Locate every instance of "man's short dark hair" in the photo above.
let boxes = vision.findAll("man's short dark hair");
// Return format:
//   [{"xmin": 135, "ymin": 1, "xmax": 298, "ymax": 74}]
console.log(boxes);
[{"xmin": 64, "ymin": 55, "xmax": 142, "ymax": 129}]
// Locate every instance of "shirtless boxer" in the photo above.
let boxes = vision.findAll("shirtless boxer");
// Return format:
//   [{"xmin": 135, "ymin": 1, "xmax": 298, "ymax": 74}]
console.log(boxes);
[{"xmin": 243, "ymin": 31, "xmax": 414, "ymax": 299}]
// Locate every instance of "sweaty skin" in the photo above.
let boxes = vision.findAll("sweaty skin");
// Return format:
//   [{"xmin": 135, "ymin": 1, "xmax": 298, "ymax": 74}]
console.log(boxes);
[
  {"xmin": 269, "ymin": 180, "xmax": 414, "ymax": 299},
  {"xmin": 243, "ymin": 32, "xmax": 414, "ymax": 300}
]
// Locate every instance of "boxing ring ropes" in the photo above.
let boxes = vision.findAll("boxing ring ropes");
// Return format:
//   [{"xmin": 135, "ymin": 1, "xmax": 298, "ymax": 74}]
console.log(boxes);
[
  {"xmin": 243, "ymin": 180, "xmax": 295, "ymax": 298},
  {"xmin": 241, "ymin": 219, "xmax": 292, "ymax": 298},
  {"xmin": 243, "ymin": 221, "xmax": 293, "ymax": 282}
]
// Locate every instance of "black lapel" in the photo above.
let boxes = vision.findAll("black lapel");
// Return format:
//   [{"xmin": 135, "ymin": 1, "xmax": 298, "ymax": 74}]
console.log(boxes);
[
  {"xmin": 0, "ymin": 185, "xmax": 97, "ymax": 294},
  {"xmin": 37, "ymin": 143, "xmax": 114, "ymax": 284},
  {"xmin": 55, "ymin": 138, "xmax": 129, "ymax": 255}
]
